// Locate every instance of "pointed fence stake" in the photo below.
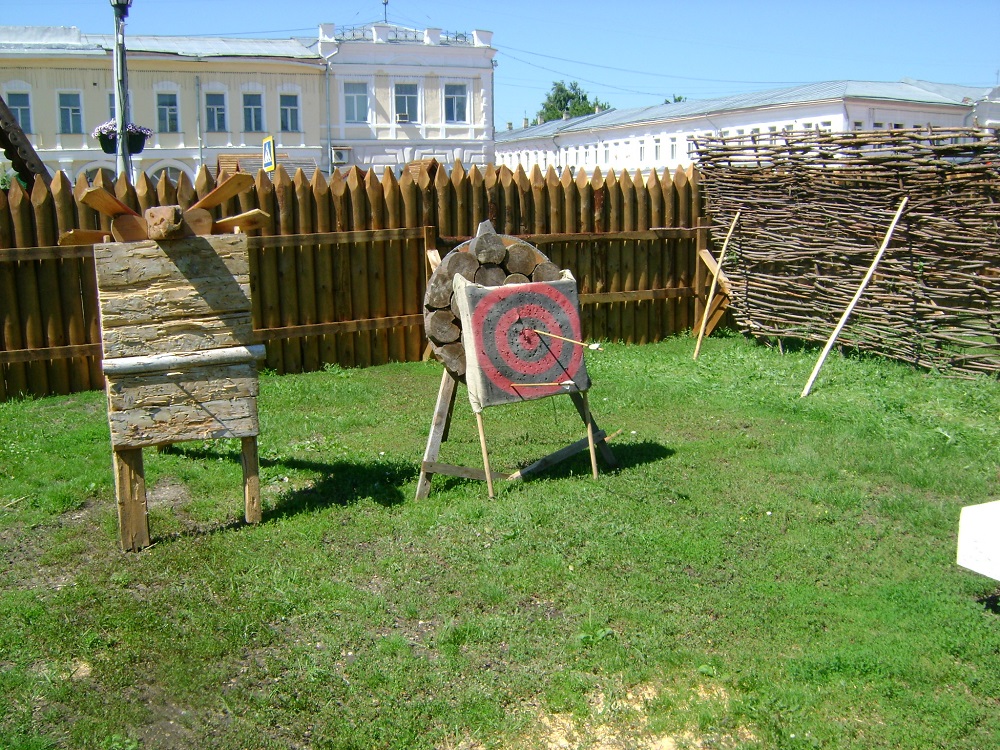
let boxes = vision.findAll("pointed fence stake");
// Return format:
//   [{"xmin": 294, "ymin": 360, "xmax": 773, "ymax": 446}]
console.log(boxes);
[
  {"xmin": 694, "ymin": 210, "xmax": 740, "ymax": 360},
  {"xmin": 800, "ymin": 197, "xmax": 908, "ymax": 398}
]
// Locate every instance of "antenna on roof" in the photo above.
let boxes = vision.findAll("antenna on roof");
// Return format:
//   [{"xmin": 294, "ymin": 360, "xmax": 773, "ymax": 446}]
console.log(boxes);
[{"xmin": 382, "ymin": 0, "xmax": 388, "ymax": 23}]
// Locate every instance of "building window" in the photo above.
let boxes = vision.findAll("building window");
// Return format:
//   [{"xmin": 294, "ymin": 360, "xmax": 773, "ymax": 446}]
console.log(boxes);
[
  {"xmin": 344, "ymin": 83, "xmax": 368, "ymax": 123},
  {"xmin": 639, "ymin": 141, "xmax": 646, "ymax": 162},
  {"xmin": 670, "ymin": 137, "xmax": 677, "ymax": 160},
  {"xmin": 152, "ymin": 166, "xmax": 182, "ymax": 184},
  {"xmin": 872, "ymin": 122, "xmax": 884, "ymax": 129},
  {"xmin": 58, "ymin": 92, "xmax": 83, "ymax": 134},
  {"xmin": 108, "ymin": 92, "xmax": 115, "ymax": 121},
  {"xmin": 820, "ymin": 121, "xmax": 832, "ymax": 130},
  {"xmin": 803, "ymin": 122, "xmax": 812, "ymax": 130},
  {"xmin": 206, "ymin": 93, "xmax": 226, "ymax": 132},
  {"xmin": 243, "ymin": 93, "xmax": 264, "ymax": 132},
  {"xmin": 444, "ymin": 83, "xmax": 467, "ymax": 123},
  {"xmin": 157, "ymin": 92, "xmax": 179, "ymax": 133},
  {"xmin": 893, "ymin": 122, "xmax": 904, "ymax": 130},
  {"xmin": 654, "ymin": 138, "xmax": 661, "ymax": 160},
  {"xmin": 280, "ymin": 94, "xmax": 300, "ymax": 132},
  {"xmin": 8, "ymin": 92, "xmax": 31, "ymax": 132},
  {"xmin": 853, "ymin": 121, "xmax": 864, "ymax": 130},
  {"xmin": 394, "ymin": 83, "xmax": 418, "ymax": 122}
]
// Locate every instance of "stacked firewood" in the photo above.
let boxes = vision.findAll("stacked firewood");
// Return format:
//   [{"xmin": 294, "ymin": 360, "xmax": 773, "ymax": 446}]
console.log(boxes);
[
  {"xmin": 424, "ymin": 223, "xmax": 562, "ymax": 377},
  {"xmin": 695, "ymin": 127, "xmax": 1000, "ymax": 377}
]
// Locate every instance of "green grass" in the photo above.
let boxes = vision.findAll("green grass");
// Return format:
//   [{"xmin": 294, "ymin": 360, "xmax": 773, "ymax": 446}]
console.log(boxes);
[{"xmin": 1, "ymin": 333, "xmax": 999, "ymax": 749}]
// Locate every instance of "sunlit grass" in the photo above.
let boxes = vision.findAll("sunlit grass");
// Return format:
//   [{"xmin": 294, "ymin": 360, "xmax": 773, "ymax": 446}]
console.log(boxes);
[{"xmin": 1, "ymin": 333, "xmax": 998, "ymax": 748}]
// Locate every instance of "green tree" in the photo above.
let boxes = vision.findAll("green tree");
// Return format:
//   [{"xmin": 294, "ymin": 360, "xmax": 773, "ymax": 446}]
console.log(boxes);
[
  {"xmin": 537, "ymin": 81, "xmax": 610, "ymax": 122},
  {"xmin": 664, "ymin": 94, "xmax": 687, "ymax": 104}
]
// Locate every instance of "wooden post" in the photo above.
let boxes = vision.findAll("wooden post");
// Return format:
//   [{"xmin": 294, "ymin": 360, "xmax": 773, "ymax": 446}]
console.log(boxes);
[
  {"xmin": 801, "ymin": 197, "xmax": 908, "ymax": 398},
  {"xmin": 242, "ymin": 436, "xmax": 261, "ymax": 523},
  {"xmin": 383, "ymin": 168, "xmax": 406, "ymax": 363},
  {"xmin": 694, "ymin": 211, "xmax": 740, "ymax": 359},
  {"xmin": 311, "ymin": 169, "xmax": 338, "ymax": 366},
  {"xmin": 113, "ymin": 447, "xmax": 150, "ymax": 552},
  {"xmin": 50, "ymin": 171, "xmax": 90, "ymax": 393},
  {"xmin": 400, "ymin": 171, "xmax": 422, "ymax": 361},
  {"xmin": 366, "ymin": 170, "xmax": 390, "ymax": 365},
  {"xmin": 415, "ymin": 369, "xmax": 459, "ymax": 500},
  {"xmin": 294, "ymin": 168, "xmax": 320, "ymax": 372},
  {"xmin": 0, "ymin": 188, "xmax": 28, "ymax": 398},
  {"xmin": 475, "ymin": 410, "xmax": 495, "ymax": 499},
  {"xmin": 580, "ymin": 391, "xmax": 598, "ymax": 480},
  {"xmin": 255, "ymin": 169, "xmax": 284, "ymax": 373},
  {"xmin": 274, "ymin": 166, "xmax": 303, "ymax": 374},
  {"xmin": 348, "ymin": 168, "xmax": 372, "ymax": 367},
  {"xmin": 7, "ymin": 179, "xmax": 48, "ymax": 397},
  {"xmin": 647, "ymin": 169, "xmax": 665, "ymax": 340},
  {"xmin": 331, "ymin": 170, "xmax": 355, "ymax": 367}
]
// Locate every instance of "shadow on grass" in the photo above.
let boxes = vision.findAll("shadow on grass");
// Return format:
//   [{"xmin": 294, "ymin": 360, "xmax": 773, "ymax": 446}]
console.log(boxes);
[
  {"xmin": 154, "ymin": 444, "xmax": 417, "ymax": 537},
  {"xmin": 977, "ymin": 591, "xmax": 1000, "ymax": 615},
  {"xmin": 432, "ymin": 439, "xmax": 674, "ymax": 494}
]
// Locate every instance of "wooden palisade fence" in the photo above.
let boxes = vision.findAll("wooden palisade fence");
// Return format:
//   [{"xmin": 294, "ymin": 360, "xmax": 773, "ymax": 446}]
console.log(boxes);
[{"xmin": 0, "ymin": 161, "xmax": 709, "ymax": 401}]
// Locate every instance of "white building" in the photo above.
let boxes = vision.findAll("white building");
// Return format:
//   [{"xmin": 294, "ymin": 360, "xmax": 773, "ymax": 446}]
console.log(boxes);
[
  {"xmin": 495, "ymin": 79, "xmax": 992, "ymax": 175},
  {"xmin": 0, "ymin": 22, "xmax": 495, "ymax": 182}
]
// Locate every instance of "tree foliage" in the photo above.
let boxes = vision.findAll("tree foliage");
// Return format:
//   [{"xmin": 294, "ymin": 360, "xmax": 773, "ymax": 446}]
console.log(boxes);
[{"xmin": 537, "ymin": 81, "xmax": 610, "ymax": 123}]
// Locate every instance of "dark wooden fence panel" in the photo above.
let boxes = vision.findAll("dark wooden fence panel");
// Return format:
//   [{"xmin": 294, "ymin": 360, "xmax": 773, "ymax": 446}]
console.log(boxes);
[{"xmin": 0, "ymin": 161, "xmax": 707, "ymax": 400}]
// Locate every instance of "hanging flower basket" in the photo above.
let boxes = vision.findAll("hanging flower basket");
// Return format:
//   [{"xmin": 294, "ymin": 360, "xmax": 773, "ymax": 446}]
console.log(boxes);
[{"xmin": 92, "ymin": 121, "xmax": 152, "ymax": 155}]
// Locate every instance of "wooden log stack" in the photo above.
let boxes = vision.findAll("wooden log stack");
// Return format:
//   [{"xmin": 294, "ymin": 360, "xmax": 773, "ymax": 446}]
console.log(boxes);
[{"xmin": 423, "ymin": 220, "xmax": 564, "ymax": 377}]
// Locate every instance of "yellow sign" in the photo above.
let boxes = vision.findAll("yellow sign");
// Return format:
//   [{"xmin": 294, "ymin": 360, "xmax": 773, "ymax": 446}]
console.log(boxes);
[{"xmin": 262, "ymin": 136, "xmax": 275, "ymax": 173}]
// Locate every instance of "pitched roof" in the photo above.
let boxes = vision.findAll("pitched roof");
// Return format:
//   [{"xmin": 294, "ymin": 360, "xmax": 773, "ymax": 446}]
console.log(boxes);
[{"xmin": 496, "ymin": 79, "xmax": 992, "ymax": 144}]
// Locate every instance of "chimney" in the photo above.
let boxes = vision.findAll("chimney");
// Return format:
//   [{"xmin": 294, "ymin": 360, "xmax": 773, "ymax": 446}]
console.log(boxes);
[
  {"xmin": 595, "ymin": 104, "xmax": 601, "ymax": 114},
  {"xmin": 507, "ymin": 121, "xmax": 513, "ymax": 131},
  {"xmin": 523, "ymin": 116, "xmax": 530, "ymax": 128},
  {"xmin": 562, "ymin": 110, "xmax": 570, "ymax": 121}
]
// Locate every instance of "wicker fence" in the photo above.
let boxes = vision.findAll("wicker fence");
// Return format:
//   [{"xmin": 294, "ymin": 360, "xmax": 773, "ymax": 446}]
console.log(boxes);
[
  {"xmin": 696, "ymin": 127, "xmax": 1000, "ymax": 377},
  {"xmin": 0, "ymin": 161, "xmax": 709, "ymax": 401}
]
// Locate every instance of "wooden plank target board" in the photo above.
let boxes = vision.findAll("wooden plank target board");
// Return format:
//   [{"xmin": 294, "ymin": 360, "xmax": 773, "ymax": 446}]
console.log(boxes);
[
  {"xmin": 95, "ymin": 234, "xmax": 263, "ymax": 550},
  {"xmin": 416, "ymin": 221, "xmax": 617, "ymax": 500}
]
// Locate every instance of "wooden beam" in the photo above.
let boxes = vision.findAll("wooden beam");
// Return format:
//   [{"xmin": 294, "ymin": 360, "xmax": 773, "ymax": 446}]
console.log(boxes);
[
  {"xmin": 102, "ymin": 344, "xmax": 266, "ymax": 376},
  {"xmin": 0, "ymin": 342, "xmax": 102, "ymax": 365},
  {"xmin": 248, "ymin": 226, "xmax": 428, "ymax": 249},
  {"xmin": 253, "ymin": 313, "xmax": 424, "ymax": 342}
]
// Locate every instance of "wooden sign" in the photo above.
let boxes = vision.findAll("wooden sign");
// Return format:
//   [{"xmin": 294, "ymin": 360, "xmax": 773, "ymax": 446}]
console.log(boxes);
[{"xmin": 94, "ymin": 234, "xmax": 263, "ymax": 550}]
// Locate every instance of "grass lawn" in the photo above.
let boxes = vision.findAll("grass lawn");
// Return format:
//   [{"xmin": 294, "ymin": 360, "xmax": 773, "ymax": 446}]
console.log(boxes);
[{"xmin": 1, "ymin": 333, "xmax": 998, "ymax": 749}]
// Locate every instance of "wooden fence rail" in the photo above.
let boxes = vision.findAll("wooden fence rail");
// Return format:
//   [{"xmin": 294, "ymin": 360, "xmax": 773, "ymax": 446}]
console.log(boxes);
[{"xmin": 0, "ymin": 161, "xmax": 708, "ymax": 401}]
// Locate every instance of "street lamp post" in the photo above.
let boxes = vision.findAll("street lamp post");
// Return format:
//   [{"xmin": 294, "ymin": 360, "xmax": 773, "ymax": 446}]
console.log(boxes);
[{"xmin": 110, "ymin": 0, "xmax": 133, "ymax": 181}]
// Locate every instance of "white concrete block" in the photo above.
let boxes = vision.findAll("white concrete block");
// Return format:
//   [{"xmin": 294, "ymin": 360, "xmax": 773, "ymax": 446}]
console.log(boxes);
[{"xmin": 957, "ymin": 500, "xmax": 1000, "ymax": 581}]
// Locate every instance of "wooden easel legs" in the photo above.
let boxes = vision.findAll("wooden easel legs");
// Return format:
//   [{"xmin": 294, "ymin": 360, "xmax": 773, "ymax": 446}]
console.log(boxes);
[
  {"xmin": 111, "ymin": 436, "xmax": 262, "ymax": 552},
  {"xmin": 416, "ymin": 370, "xmax": 618, "ymax": 500},
  {"xmin": 475, "ymin": 411, "xmax": 495, "ymax": 498}
]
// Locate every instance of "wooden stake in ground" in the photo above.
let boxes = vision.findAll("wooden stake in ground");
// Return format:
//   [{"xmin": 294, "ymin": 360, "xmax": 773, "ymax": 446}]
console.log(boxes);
[
  {"xmin": 693, "ymin": 210, "xmax": 740, "ymax": 360},
  {"xmin": 800, "ymin": 197, "xmax": 908, "ymax": 398}
]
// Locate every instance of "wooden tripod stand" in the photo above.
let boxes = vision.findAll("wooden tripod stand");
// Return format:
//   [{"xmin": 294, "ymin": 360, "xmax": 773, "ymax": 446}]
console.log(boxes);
[{"xmin": 414, "ymin": 369, "xmax": 619, "ymax": 500}]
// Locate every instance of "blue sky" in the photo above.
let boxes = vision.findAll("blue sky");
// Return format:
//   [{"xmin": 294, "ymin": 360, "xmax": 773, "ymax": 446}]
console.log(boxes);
[{"xmin": 5, "ymin": 0, "xmax": 999, "ymax": 129}]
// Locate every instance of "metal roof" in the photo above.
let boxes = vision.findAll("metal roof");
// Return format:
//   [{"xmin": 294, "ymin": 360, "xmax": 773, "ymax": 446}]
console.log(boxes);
[
  {"xmin": 0, "ymin": 25, "xmax": 320, "ymax": 61},
  {"xmin": 496, "ymin": 79, "xmax": 993, "ymax": 144}
]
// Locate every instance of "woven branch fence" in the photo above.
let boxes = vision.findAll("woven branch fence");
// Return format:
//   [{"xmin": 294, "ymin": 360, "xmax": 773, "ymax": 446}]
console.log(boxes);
[
  {"xmin": 0, "ymin": 161, "xmax": 708, "ymax": 402},
  {"xmin": 696, "ymin": 127, "xmax": 1000, "ymax": 377}
]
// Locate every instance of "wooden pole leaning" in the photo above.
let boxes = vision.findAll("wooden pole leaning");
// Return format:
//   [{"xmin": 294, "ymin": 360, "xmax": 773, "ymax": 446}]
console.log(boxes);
[
  {"xmin": 694, "ymin": 211, "xmax": 740, "ymax": 360},
  {"xmin": 801, "ymin": 197, "xmax": 908, "ymax": 398}
]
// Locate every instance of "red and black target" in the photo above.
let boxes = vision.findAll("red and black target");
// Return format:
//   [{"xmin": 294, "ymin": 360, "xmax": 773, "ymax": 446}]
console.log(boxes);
[{"xmin": 468, "ymin": 280, "xmax": 589, "ymax": 402}]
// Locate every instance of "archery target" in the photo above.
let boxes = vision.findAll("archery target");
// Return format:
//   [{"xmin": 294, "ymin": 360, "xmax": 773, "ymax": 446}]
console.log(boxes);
[{"xmin": 454, "ymin": 274, "xmax": 590, "ymax": 412}]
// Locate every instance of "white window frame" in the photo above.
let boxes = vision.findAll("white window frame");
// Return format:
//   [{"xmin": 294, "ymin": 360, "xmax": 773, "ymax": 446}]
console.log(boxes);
[
  {"xmin": 57, "ymin": 90, "xmax": 84, "ymax": 134},
  {"xmin": 279, "ymin": 90, "xmax": 301, "ymax": 132},
  {"xmin": 343, "ymin": 82, "xmax": 369, "ymax": 124},
  {"xmin": 443, "ymin": 82, "xmax": 468, "ymax": 124},
  {"xmin": 5, "ymin": 85, "xmax": 32, "ymax": 133},
  {"xmin": 393, "ymin": 82, "xmax": 420, "ymax": 123},
  {"xmin": 204, "ymin": 90, "xmax": 228, "ymax": 133}
]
